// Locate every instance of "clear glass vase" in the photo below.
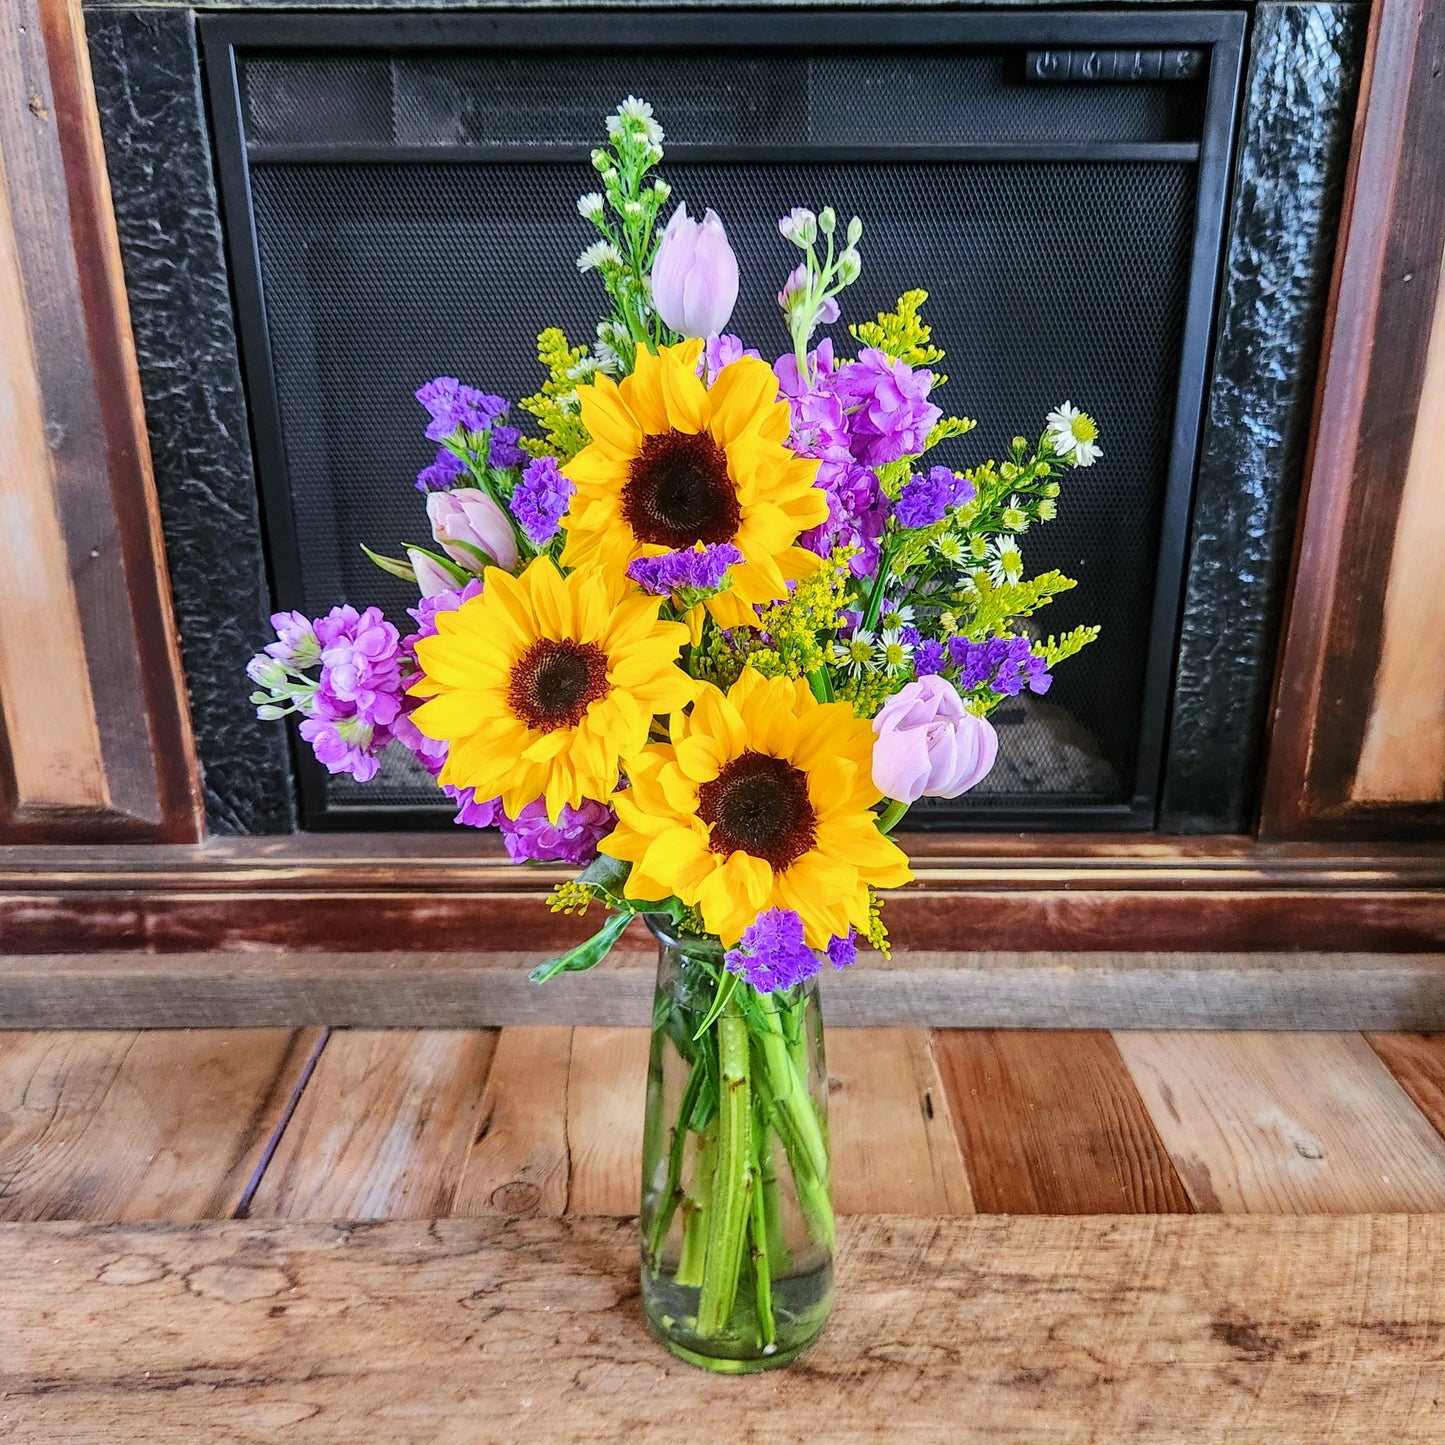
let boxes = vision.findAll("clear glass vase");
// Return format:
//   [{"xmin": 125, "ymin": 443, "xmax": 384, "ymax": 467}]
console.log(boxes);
[{"xmin": 640, "ymin": 915, "xmax": 834, "ymax": 1373}]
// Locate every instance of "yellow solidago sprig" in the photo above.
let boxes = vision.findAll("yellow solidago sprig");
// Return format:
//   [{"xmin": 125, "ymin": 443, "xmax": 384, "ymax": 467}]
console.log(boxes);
[
  {"xmin": 519, "ymin": 328, "xmax": 595, "ymax": 462},
  {"xmin": 849, "ymin": 289, "xmax": 948, "ymax": 384},
  {"xmin": 754, "ymin": 545, "xmax": 857, "ymax": 681}
]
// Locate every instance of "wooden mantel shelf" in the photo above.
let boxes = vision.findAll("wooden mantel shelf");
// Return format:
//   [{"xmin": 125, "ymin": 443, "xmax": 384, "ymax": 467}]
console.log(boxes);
[
  {"xmin": 3, "ymin": 834, "xmax": 1444, "ymax": 956},
  {"xmin": 3, "ymin": 1213, "xmax": 1443, "ymax": 1441}
]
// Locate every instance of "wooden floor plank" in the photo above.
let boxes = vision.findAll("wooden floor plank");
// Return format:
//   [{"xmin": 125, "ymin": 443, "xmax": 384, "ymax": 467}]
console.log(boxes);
[
  {"xmin": 1366, "ymin": 1033, "xmax": 1445, "ymax": 1138},
  {"xmin": 4, "ymin": 1214, "xmax": 1443, "ymax": 1442},
  {"xmin": 827, "ymin": 1028, "xmax": 973, "ymax": 1214},
  {"xmin": 1117, "ymin": 1031, "xmax": 1445, "ymax": 1213},
  {"xmin": 934, "ymin": 1029, "xmax": 1192, "ymax": 1213},
  {"xmin": 452, "ymin": 1026, "xmax": 572, "ymax": 1216},
  {"xmin": 0, "ymin": 1029, "xmax": 319, "ymax": 1222},
  {"xmin": 565, "ymin": 1027, "xmax": 649, "ymax": 1217},
  {"xmin": 245, "ymin": 1030, "xmax": 496, "ymax": 1221}
]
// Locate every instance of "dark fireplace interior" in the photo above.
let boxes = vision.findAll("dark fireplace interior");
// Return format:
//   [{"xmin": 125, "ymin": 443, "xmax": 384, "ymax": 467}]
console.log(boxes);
[{"xmin": 83, "ymin": 6, "xmax": 1366, "ymax": 835}]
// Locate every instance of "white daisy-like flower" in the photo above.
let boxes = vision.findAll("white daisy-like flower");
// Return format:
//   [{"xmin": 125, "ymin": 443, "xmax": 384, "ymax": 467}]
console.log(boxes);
[
  {"xmin": 576, "ymin": 192, "xmax": 605, "ymax": 221},
  {"xmin": 832, "ymin": 631, "xmax": 879, "ymax": 679},
  {"xmin": 576, "ymin": 240, "xmax": 623, "ymax": 273},
  {"xmin": 1045, "ymin": 403, "xmax": 1103, "ymax": 467},
  {"xmin": 1000, "ymin": 496, "xmax": 1030, "ymax": 532},
  {"xmin": 934, "ymin": 534, "xmax": 965, "ymax": 564},
  {"xmin": 879, "ymin": 629, "xmax": 914, "ymax": 674},
  {"xmin": 878, "ymin": 602, "xmax": 915, "ymax": 632},
  {"xmin": 592, "ymin": 340, "xmax": 623, "ymax": 376},
  {"xmin": 607, "ymin": 96, "xmax": 664, "ymax": 146},
  {"xmin": 986, "ymin": 536, "xmax": 1024, "ymax": 587}
]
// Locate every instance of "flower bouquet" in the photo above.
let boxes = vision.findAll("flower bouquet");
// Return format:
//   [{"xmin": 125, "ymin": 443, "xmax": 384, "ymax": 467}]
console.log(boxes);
[{"xmin": 247, "ymin": 97, "xmax": 1100, "ymax": 1372}]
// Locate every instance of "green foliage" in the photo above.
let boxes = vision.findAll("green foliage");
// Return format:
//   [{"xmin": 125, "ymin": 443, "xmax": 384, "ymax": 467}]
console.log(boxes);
[
  {"xmin": 849, "ymin": 289, "xmax": 947, "ymax": 382},
  {"xmin": 519, "ymin": 328, "xmax": 594, "ymax": 462}
]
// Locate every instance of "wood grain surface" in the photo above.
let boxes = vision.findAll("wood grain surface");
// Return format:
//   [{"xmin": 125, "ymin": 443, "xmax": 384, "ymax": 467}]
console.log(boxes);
[
  {"xmin": 1365, "ymin": 1032, "xmax": 1445, "ymax": 1137},
  {"xmin": 827, "ymin": 1028, "xmax": 973, "ymax": 1215},
  {"xmin": 2, "ymin": 1214, "xmax": 1442, "ymax": 1442},
  {"xmin": 244, "ymin": 1030, "xmax": 496, "ymax": 1220},
  {"xmin": 0, "ymin": 1028, "xmax": 317, "ymax": 1221},
  {"xmin": 564, "ymin": 1027, "xmax": 650, "ymax": 1217},
  {"xmin": 936, "ymin": 1030, "xmax": 1193, "ymax": 1213},
  {"xmin": 1118, "ymin": 1031, "xmax": 1445, "ymax": 1213}
]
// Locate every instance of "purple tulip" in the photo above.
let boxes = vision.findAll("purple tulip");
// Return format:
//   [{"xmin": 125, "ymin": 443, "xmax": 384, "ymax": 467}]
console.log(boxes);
[
  {"xmin": 407, "ymin": 547, "xmax": 461, "ymax": 598},
  {"xmin": 426, "ymin": 488, "xmax": 519, "ymax": 572},
  {"xmin": 871, "ymin": 676, "xmax": 998, "ymax": 802},
  {"xmin": 651, "ymin": 203, "xmax": 740, "ymax": 338}
]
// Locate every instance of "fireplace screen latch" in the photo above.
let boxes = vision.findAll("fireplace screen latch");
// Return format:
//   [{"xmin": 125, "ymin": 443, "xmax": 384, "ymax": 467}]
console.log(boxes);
[{"xmin": 1024, "ymin": 49, "xmax": 1206, "ymax": 83}]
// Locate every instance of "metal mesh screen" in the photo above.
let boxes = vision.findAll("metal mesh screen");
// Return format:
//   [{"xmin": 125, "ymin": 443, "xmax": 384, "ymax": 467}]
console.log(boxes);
[{"xmin": 235, "ymin": 42, "xmax": 1208, "ymax": 825}]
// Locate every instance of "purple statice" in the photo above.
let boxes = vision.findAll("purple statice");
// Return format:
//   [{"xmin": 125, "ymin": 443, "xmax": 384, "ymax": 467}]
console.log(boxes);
[
  {"xmin": 914, "ymin": 638, "xmax": 946, "ymax": 676},
  {"xmin": 499, "ymin": 797, "xmax": 615, "ymax": 865},
  {"xmin": 948, "ymin": 635, "xmax": 1052, "ymax": 697},
  {"xmin": 444, "ymin": 785, "xmax": 507, "ymax": 829},
  {"xmin": 895, "ymin": 465, "xmax": 977, "ymax": 529},
  {"xmin": 511, "ymin": 457, "xmax": 575, "ymax": 547},
  {"xmin": 415, "ymin": 377, "xmax": 509, "ymax": 442},
  {"xmin": 825, "ymin": 929, "xmax": 858, "ymax": 970},
  {"xmin": 627, "ymin": 543, "xmax": 743, "ymax": 596},
  {"xmin": 488, "ymin": 425, "xmax": 525, "ymax": 469},
  {"xmin": 699, "ymin": 332, "xmax": 761, "ymax": 386},
  {"xmin": 415, "ymin": 447, "xmax": 465, "ymax": 493},
  {"xmin": 833, "ymin": 349, "xmax": 942, "ymax": 467},
  {"xmin": 724, "ymin": 908, "xmax": 821, "ymax": 994}
]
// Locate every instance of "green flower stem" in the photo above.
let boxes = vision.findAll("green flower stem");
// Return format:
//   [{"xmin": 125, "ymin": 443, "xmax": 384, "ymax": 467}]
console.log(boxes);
[
  {"xmin": 748, "ymin": 1146, "xmax": 777, "ymax": 1352},
  {"xmin": 646, "ymin": 1060, "xmax": 706, "ymax": 1274},
  {"xmin": 676, "ymin": 1119, "xmax": 715, "ymax": 1288},
  {"xmin": 695, "ymin": 1012, "xmax": 753, "ymax": 1336},
  {"xmin": 752, "ymin": 1033, "xmax": 835, "ymax": 1252},
  {"xmin": 876, "ymin": 798, "xmax": 910, "ymax": 834},
  {"xmin": 754, "ymin": 1100, "xmax": 790, "ymax": 1279}
]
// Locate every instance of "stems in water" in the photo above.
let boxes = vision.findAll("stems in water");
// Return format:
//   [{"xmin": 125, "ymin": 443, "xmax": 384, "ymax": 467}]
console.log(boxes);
[{"xmin": 695, "ymin": 1011, "xmax": 753, "ymax": 1335}]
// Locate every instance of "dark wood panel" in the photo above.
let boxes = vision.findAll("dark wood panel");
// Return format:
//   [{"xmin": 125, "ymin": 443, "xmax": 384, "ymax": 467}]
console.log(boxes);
[
  {"xmin": 935, "ymin": 1030, "xmax": 1192, "ymax": 1213},
  {"xmin": 0, "ymin": 0, "xmax": 200, "ymax": 842},
  {"xmin": 1262, "ymin": 0, "xmax": 1445, "ymax": 839}
]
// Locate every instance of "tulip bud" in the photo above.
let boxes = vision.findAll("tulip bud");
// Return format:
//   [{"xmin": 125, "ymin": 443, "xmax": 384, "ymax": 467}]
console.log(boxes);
[
  {"xmin": 871, "ymin": 677, "xmax": 998, "ymax": 802},
  {"xmin": 427, "ymin": 489, "xmax": 520, "ymax": 573},
  {"xmin": 407, "ymin": 547, "xmax": 460, "ymax": 598},
  {"xmin": 650, "ymin": 203, "xmax": 740, "ymax": 338}
]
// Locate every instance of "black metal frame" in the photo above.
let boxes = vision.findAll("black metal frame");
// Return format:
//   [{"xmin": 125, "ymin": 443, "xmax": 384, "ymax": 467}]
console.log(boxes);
[{"xmin": 200, "ymin": 8, "xmax": 1246, "ymax": 833}]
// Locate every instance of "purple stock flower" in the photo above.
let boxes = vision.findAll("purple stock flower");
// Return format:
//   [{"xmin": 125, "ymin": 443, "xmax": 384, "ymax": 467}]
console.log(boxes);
[
  {"xmin": 263, "ymin": 610, "xmax": 319, "ymax": 667},
  {"xmin": 390, "ymin": 711, "xmax": 449, "ymax": 777},
  {"xmin": 833, "ymin": 349, "xmax": 942, "ymax": 467},
  {"xmin": 298, "ymin": 715, "xmax": 386, "ymax": 783},
  {"xmin": 415, "ymin": 377, "xmax": 509, "ymax": 442},
  {"xmin": 443, "ymin": 785, "xmax": 507, "ymax": 829},
  {"xmin": 511, "ymin": 457, "xmax": 575, "ymax": 546},
  {"xmin": 405, "ymin": 577, "xmax": 486, "ymax": 645},
  {"xmin": 800, "ymin": 462, "xmax": 890, "ymax": 576},
  {"xmin": 724, "ymin": 908, "xmax": 821, "ymax": 994},
  {"xmin": 698, "ymin": 332, "xmax": 761, "ymax": 386},
  {"xmin": 415, "ymin": 447, "xmax": 465, "ymax": 493},
  {"xmin": 499, "ymin": 797, "xmax": 615, "ymax": 865},
  {"xmin": 488, "ymin": 425, "xmax": 525, "ymax": 469},
  {"xmin": 315, "ymin": 605, "xmax": 405, "ymax": 729},
  {"xmin": 626, "ymin": 543, "xmax": 743, "ymax": 596},
  {"xmin": 895, "ymin": 465, "xmax": 977, "ymax": 529},
  {"xmin": 826, "ymin": 929, "xmax": 858, "ymax": 970}
]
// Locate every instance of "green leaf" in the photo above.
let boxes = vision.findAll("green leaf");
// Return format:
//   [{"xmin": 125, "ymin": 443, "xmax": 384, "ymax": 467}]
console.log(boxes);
[
  {"xmin": 692, "ymin": 968, "xmax": 740, "ymax": 1041},
  {"xmin": 360, "ymin": 545, "xmax": 417, "ymax": 583},
  {"xmin": 529, "ymin": 907, "xmax": 635, "ymax": 984}
]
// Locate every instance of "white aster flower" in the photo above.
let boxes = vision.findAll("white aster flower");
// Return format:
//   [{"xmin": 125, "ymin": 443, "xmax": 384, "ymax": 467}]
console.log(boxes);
[
  {"xmin": 577, "ymin": 192, "xmax": 605, "ymax": 221},
  {"xmin": 1045, "ymin": 402, "xmax": 1102, "ymax": 467},
  {"xmin": 577, "ymin": 240, "xmax": 623, "ymax": 273},
  {"xmin": 879, "ymin": 629, "xmax": 914, "ymax": 674},
  {"xmin": 1000, "ymin": 496, "xmax": 1030, "ymax": 532},
  {"xmin": 986, "ymin": 536, "xmax": 1024, "ymax": 587},
  {"xmin": 934, "ymin": 534, "xmax": 965, "ymax": 564},
  {"xmin": 607, "ymin": 96, "xmax": 664, "ymax": 146},
  {"xmin": 878, "ymin": 602, "xmax": 915, "ymax": 632},
  {"xmin": 832, "ymin": 631, "xmax": 879, "ymax": 679}
]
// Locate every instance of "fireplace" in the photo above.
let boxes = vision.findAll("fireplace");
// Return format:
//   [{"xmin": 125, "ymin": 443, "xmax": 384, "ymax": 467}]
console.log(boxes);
[{"xmin": 84, "ymin": 5, "xmax": 1366, "ymax": 835}]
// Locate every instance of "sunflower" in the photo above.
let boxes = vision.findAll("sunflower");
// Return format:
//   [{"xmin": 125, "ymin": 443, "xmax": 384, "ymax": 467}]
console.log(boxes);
[
  {"xmin": 409, "ymin": 558, "xmax": 698, "ymax": 820},
  {"xmin": 601, "ymin": 668, "xmax": 913, "ymax": 947},
  {"xmin": 561, "ymin": 340, "xmax": 828, "ymax": 628}
]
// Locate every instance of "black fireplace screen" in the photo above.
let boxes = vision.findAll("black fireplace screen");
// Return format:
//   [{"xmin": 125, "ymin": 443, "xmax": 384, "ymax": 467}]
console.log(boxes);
[{"xmin": 202, "ymin": 12, "xmax": 1245, "ymax": 830}]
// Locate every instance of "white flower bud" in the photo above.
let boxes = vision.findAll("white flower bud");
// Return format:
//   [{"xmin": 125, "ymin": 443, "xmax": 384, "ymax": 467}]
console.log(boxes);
[
  {"xmin": 576, "ymin": 192, "xmax": 605, "ymax": 221},
  {"xmin": 818, "ymin": 206, "xmax": 837, "ymax": 235},
  {"xmin": 847, "ymin": 216, "xmax": 864, "ymax": 246}
]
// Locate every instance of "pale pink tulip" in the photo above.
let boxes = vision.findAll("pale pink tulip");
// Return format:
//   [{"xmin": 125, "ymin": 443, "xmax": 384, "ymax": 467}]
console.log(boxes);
[
  {"xmin": 652, "ymin": 203, "xmax": 740, "ymax": 338},
  {"xmin": 871, "ymin": 676, "xmax": 997, "ymax": 802},
  {"xmin": 426, "ymin": 488, "xmax": 519, "ymax": 572}
]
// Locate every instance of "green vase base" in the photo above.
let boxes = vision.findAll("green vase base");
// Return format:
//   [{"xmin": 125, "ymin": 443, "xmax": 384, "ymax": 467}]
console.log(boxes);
[{"xmin": 643, "ymin": 1311, "xmax": 826, "ymax": 1374}]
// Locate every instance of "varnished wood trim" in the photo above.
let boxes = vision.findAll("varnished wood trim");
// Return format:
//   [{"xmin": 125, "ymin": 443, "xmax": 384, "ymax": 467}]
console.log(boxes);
[{"xmin": 1263, "ymin": 0, "xmax": 1445, "ymax": 838}]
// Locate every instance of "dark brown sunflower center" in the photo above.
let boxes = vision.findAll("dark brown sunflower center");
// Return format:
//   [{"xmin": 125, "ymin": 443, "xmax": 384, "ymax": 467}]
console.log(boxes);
[
  {"xmin": 507, "ymin": 639, "xmax": 610, "ymax": 731},
  {"xmin": 697, "ymin": 750, "xmax": 817, "ymax": 869},
  {"xmin": 622, "ymin": 429, "xmax": 741, "ymax": 548}
]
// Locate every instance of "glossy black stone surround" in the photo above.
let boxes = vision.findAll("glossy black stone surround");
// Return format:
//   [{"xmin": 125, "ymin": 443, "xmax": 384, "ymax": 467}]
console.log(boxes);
[{"xmin": 84, "ymin": 2, "xmax": 1364, "ymax": 835}]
